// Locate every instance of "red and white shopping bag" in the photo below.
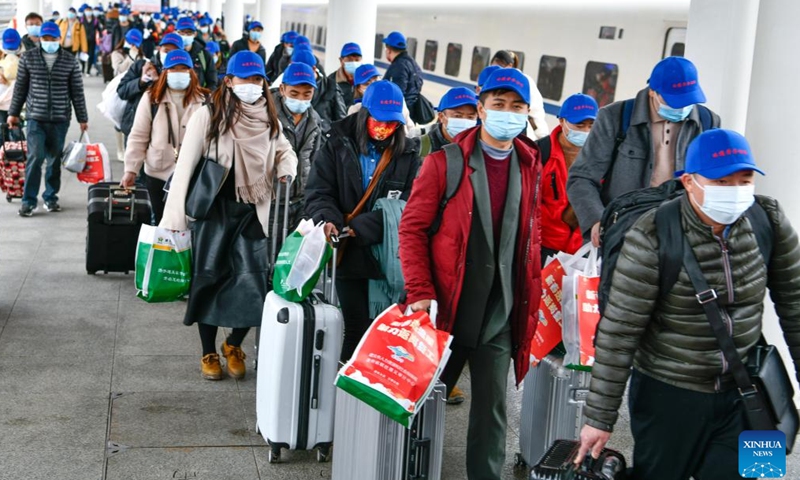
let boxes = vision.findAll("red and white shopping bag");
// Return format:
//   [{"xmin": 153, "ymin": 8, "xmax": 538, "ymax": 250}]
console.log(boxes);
[
  {"xmin": 77, "ymin": 137, "xmax": 112, "ymax": 184},
  {"xmin": 563, "ymin": 245, "xmax": 601, "ymax": 371}
]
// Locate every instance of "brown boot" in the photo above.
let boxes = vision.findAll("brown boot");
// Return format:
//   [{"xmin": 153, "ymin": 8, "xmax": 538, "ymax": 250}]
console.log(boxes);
[
  {"xmin": 201, "ymin": 353, "xmax": 223, "ymax": 380},
  {"xmin": 221, "ymin": 341, "xmax": 247, "ymax": 379},
  {"xmin": 447, "ymin": 386, "xmax": 466, "ymax": 405}
]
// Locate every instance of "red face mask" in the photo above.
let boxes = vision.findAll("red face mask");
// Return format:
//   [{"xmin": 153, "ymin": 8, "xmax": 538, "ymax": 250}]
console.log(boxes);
[{"xmin": 367, "ymin": 117, "xmax": 400, "ymax": 141}]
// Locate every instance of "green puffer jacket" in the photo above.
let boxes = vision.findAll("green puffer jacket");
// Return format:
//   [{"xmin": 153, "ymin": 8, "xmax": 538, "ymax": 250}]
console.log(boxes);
[{"xmin": 584, "ymin": 194, "xmax": 800, "ymax": 432}]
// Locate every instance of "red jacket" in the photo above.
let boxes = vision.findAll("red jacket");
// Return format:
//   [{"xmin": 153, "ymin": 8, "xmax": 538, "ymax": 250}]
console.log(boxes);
[
  {"xmin": 399, "ymin": 126, "xmax": 543, "ymax": 385},
  {"xmin": 541, "ymin": 126, "xmax": 583, "ymax": 254}
]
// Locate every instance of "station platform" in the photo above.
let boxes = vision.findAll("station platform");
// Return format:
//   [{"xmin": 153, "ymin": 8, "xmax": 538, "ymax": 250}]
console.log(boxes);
[{"xmin": 0, "ymin": 75, "xmax": 794, "ymax": 480}]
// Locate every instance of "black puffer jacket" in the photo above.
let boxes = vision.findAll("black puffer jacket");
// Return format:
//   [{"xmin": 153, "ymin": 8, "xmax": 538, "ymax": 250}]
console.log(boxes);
[
  {"xmin": 311, "ymin": 67, "xmax": 347, "ymax": 133},
  {"xmin": 9, "ymin": 46, "xmax": 88, "ymax": 124},
  {"xmin": 304, "ymin": 114, "xmax": 420, "ymax": 279},
  {"xmin": 383, "ymin": 51, "xmax": 423, "ymax": 109},
  {"xmin": 272, "ymin": 90, "xmax": 324, "ymax": 201},
  {"xmin": 186, "ymin": 39, "xmax": 217, "ymax": 90},
  {"xmin": 584, "ymin": 194, "xmax": 800, "ymax": 432},
  {"xmin": 230, "ymin": 37, "xmax": 267, "ymax": 63},
  {"xmin": 117, "ymin": 56, "xmax": 163, "ymax": 135},
  {"xmin": 265, "ymin": 43, "xmax": 287, "ymax": 82}
]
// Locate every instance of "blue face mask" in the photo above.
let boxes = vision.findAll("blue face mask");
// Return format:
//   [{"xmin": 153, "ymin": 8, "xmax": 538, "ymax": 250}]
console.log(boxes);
[
  {"xmin": 180, "ymin": 34, "xmax": 194, "ymax": 49},
  {"xmin": 119, "ymin": 15, "xmax": 128, "ymax": 23},
  {"xmin": 249, "ymin": 31, "xmax": 262, "ymax": 42},
  {"xmin": 41, "ymin": 41, "xmax": 60, "ymax": 54},
  {"xmin": 658, "ymin": 102, "xmax": 694, "ymax": 123},
  {"xmin": 564, "ymin": 125, "xmax": 590, "ymax": 147},
  {"xmin": 67, "ymin": 12, "xmax": 76, "ymax": 19},
  {"xmin": 344, "ymin": 61, "xmax": 360, "ymax": 75},
  {"xmin": 445, "ymin": 117, "xmax": 477, "ymax": 138},
  {"xmin": 26, "ymin": 25, "xmax": 41, "ymax": 37},
  {"xmin": 284, "ymin": 97, "xmax": 312, "ymax": 114},
  {"xmin": 482, "ymin": 109, "xmax": 528, "ymax": 142}
]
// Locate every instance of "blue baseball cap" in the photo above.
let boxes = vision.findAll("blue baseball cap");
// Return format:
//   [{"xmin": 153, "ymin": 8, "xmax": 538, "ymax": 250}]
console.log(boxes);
[
  {"xmin": 558, "ymin": 93, "xmax": 599, "ymax": 124},
  {"xmin": 281, "ymin": 31, "xmax": 298, "ymax": 43},
  {"xmin": 176, "ymin": 17, "xmax": 196, "ymax": 32},
  {"xmin": 248, "ymin": 21, "xmax": 263, "ymax": 31},
  {"xmin": 383, "ymin": 31, "xmax": 406, "ymax": 49},
  {"xmin": 160, "ymin": 33, "xmax": 183, "ymax": 49},
  {"xmin": 340, "ymin": 42, "xmax": 361, "ymax": 58},
  {"xmin": 198, "ymin": 16, "xmax": 212, "ymax": 27},
  {"xmin": 363, "ymin": 80, "xmax": 405, "ymax": 124},
  {"xmin": 283, "ymin": 63, "xmax": 317, "ymax": 88},
  {"xmin": 2, "ymin": 29, "xmax": 21, "ymax": 51},
  {"xmin": 294, "ymin": 35, "xmax": 310, "ymax": 47},
  {"xmin": 125, "ymin": 29, "xmax": 143, "ymax": 47},
  {"xmin": 682, "ymin": 129, "xmax": 764, "ymax": 179},
  {"xmin": 163, "ymin": 49, "xmax": 193, "ymax": 69},
  {"xmin": 438, "ymin": 87, "xmax": 478, "ymax": 111},
  {"xmin": 95, "ymin": 5, "xmax": 104, "ymax": 12},
  {"xmin": 480, "ymin": 67, "xmax": 530, "ymax": 105},
  {"xmin": 227, "ymin": 50, "xmax": 267, "ymax": 79},
  {"xmin": 205, "ymin": 41, "xmax": 220, "ymax": 54},
  {"xmin": 649, "ymin": 56, "xmax": 706, "ymax": 109},
  {"xmin": 477, "ymin": 65, "xmax": 500, "ymax": 88},
  {"xmin": 291, "ymin": 49, "xmax": 317, "ymax": 67},
  {"xmin": 354, "ymin": 64, "xmax": 380, "ymax": 86},
  {"xmin": 40, "ymin": 21, "xmax": 61, "ymax": 39}
]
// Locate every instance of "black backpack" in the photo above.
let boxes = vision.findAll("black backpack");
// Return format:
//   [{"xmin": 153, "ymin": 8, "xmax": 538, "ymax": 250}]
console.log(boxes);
[
  {"xmin": 427, "ymin": 143, "xmax": 464, "ymax": 236},
  {"xmin": 597, "ymin": 179, "xmax": 774, "ymax": 314}
]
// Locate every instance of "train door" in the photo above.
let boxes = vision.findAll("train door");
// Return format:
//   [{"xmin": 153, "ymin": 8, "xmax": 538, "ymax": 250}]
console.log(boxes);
[{"xmin": 663, "ymin": 27, "xmax": 686, "ymax": 58}]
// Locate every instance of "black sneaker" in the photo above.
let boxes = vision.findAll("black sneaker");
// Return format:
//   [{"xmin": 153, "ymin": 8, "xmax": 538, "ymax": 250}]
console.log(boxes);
[
  {"xmin": 18, "ymin": 204, "xmax": 34, "ymax": 217},
  {"xmin": 44, "ymin": 202, "xmax": 61, "ymax": 212}
]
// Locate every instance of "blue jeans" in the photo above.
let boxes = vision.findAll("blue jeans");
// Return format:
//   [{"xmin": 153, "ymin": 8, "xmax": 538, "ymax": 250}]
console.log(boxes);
[{"xmin": 23, "ymin": 119, "xmax": 69, "ymax": 207}]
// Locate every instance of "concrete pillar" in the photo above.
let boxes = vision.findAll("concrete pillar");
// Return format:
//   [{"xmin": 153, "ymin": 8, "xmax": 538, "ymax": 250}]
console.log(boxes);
[
  {"xmin": 223, "ymin": 0, "xmax": 244, "ymax": 43},
  {"xmin": 685, "ymin": 0, "xmax": 760, "ymax": 134},
  {"xmin": 259, "ymin": 0, "xmax": 281, "ymax": 53},
  {"xmin": 324, "ymin": 0, "xmax": 377, "ymax": 75},
  {"xmin": 208, "ymin": 0, "xmax": 223, "ymax": 24},
  {"xmin": 16, "ymin": 0, "xmax": 42, "ymax": 32},
  {"xmin": 744, "ymin": 0, "xmax": 800, "ymax": 406},
  {"xmin": 197, "ymin": 0, "xmax": 210, "ymax": 16}
]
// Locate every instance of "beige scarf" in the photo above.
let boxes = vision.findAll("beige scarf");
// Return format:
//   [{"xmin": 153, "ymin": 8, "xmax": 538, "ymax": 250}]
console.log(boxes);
[{"xmin": 229, "ymin": 97, "xmax": 274, "ymax": 204}]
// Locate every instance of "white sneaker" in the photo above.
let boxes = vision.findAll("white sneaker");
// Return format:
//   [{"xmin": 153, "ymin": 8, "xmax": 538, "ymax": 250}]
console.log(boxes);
[{"xmin": 116, "ymin": 150, "xmax": 125, "ymax": 162}]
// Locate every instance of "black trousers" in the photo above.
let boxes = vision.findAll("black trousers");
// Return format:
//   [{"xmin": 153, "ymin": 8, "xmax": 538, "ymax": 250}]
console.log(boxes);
[
  {"xmin": 143, "ymin": 173, "xmax": 166, "ymax": 225},
  {"xmin": 628, "ymin": 369, "xmax": 746, "ymax": 480},
  {"xmin": 335, "ymin": 277, "xmax": 370, "ymax": 362}
]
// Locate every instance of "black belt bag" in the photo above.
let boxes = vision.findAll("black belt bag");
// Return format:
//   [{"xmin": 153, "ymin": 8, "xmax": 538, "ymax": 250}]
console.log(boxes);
[{"xmin": 683, "ymin": 237, "xmax": 799, "ymax": 452}]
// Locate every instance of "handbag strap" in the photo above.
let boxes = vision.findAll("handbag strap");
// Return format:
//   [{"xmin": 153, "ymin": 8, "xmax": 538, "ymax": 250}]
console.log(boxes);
[
  {"xmin": 164, "ymin": 102, "xmax": 176, "ymax": 151},
  {"xmin": 680, "ymin": 236, "xmax": 758, "ymax": 394},
  {"xmin": 344, "ymin": 147, "xmax": 393, "ymax": 225}
]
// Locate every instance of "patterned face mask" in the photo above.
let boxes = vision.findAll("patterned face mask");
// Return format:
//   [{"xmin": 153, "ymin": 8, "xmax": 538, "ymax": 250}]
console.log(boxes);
[{"xmin": 366, "ymin": 117, "xmax": 399, "ymax": 141}]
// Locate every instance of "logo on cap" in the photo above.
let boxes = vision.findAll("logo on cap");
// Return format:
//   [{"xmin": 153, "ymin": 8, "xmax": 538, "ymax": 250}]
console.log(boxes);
[
  {"xmin": 672, "ymin": 80, "xmax": 697, "ymax": 89},
  {"xmin": 496, "ymin": 75, "xmax": 525, "ymax": 89},
  {"xmin": 711, "ymin": 148, "xmax": 748, "ymax": 159},
  {"xmin": 379, "ymin": 99, "xmax": 402, "ymax": 107}
]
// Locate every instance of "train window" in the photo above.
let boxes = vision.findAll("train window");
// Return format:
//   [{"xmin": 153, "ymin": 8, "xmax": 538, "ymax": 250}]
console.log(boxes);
[
  {"xmin": 582, "ymin": 61, "xmax": 618, "ymax": 108},
  {"xmin": 375, "ymin": 34, "xmax": 384, "ymax": 59},
  {"xmin": 407, "ymin": 37, "xmax": 418, "ymax": 61},
  {"xmin": 445, "ymin": 43, "xmax": 462, "ymax": 77},
  {"xmin": 470, "ymin": 46, "xmax": 491, "ymax": 81},
  {"xmin": 663, "ymin": 27, "xmax": 686, "ymax": 58},
  {"xmin": 423, "ymin": 40, "xmax": 438, "ymax": 72},
  {"xmin": 537, "ymin": 55, "xmax": 566, "ymax": 102},
  {"xmin": 512, "ymin": 51, "xmax": 525, "ymax": 71},
  {"xmin": 317, "ymin": 26, "xmax": 324, "ymax": 45},
  {"xmin": 599, "ymin": 26, "xmax": 616, "ymax": 40}
]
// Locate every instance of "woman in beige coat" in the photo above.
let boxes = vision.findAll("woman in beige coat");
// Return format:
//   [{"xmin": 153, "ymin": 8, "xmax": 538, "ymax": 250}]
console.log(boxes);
[
  {"xmin": 160, "ymin": 51, "xmax": 298, "ymax": 381},
  {"xmin": 121, "ymin": 50, "xmax": 208, "ymax": 223},
  {"xmin": 110, "ymin": 29, "xmax": 144, "ymax": 77}
]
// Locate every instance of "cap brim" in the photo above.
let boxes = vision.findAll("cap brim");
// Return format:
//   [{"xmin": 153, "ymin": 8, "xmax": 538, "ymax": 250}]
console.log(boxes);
[
  {"xmin": 660, "ymin": 87, "xmax": 706, "ymax": 109},
  {"xmin": 685, "ymin": 163, "xmax": 765, "ymax": 179},
  {"xmin": 370, "ymin": 110, "xmax": 406, "ymax": 124}
]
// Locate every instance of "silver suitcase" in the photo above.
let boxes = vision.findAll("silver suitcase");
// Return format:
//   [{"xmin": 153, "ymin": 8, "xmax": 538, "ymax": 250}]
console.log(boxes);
[
  {"xmin": 332, "ymin": 381, "xmax": 446, "ymax": 480},
  {"xmin": 517, "ymin": 352, "xmax": 591, "ymax": 468}
]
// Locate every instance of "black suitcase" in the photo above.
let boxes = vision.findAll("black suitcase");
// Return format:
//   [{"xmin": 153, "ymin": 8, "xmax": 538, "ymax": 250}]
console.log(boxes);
[
  {"xmin": 86, "ymin": 182, "xmax": 153, "ymax": 274},
  {"xmin": 530, "ymin": 440, "xmax": 627, "ymax": 480}
]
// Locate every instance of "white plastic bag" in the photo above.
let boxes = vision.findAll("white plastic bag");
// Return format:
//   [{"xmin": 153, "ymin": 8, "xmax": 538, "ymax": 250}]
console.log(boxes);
[
  {"xmin": 97, "ymin": 73, "xmax": 127, "ymax": 129},
  {"xmin": 562, "ymin": 244, "xmax": 600, "ymax": 368},
  {"xmin": 285, "ymin": 221, "xmax": 328, "ymax": 295},
  {"xmin": 78, "ymin": 52, "xmax": 89, "ymax": 62},
  {"xmin": 62, "ymin": 132, "xmax": 88, "ymax": 173}
]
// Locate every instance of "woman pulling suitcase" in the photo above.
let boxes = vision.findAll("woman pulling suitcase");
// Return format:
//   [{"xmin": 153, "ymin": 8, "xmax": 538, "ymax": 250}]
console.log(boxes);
[
  {"xmin": 120, "ymin": 49, "xmax": 208, "ymax": 223},
  {"xmin": 160, "ymin": 51, "xmax": 298, "ymax": 380}
]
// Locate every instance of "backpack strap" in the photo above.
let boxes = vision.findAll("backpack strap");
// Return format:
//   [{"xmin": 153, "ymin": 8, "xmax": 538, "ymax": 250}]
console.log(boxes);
[
  {"xmin": 419, "ymin": 134, "xmax": 432, "ymax": 159},
  {"xmin": 536, "ymin": 135, "xmax": 552, "ymax": 167},
  {"xmin": 697, "ymin": 105, "xmax": 713, "ymax": 131},
  {"xmin": 744, "ymin": 201, "xmax": 774, "ymax": 265},
  {"xmin": 428, "ymin": 143, "xmax": 464, "ymax": 236},
  {"xmin": 609, "ymin": 98, "xmax": 635, "ymax": 174},
  {"xmin": 655, "ymin": 197, "xmax": 685, "ymax": 296}
]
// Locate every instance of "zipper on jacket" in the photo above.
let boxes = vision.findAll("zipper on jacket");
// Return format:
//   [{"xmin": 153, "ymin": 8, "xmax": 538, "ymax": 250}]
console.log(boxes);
[
  {"xmin": 714, "ymin": 236, "xmax": 735, "ymax": 388},
  {"xmin": 550, "ymin": 173, "xmax": 559, "ymax": 200}
]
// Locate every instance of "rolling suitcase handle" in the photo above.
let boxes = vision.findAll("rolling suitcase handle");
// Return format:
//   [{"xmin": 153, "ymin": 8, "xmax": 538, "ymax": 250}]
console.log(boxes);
[
  {"xmin": 107, "ymin": 184, "xmax": 137, "ymax": 223},
  {"xmin": 323, "ymin": 235, "xmax": 340, "ymax": 306},
  {"xmin": 270, "ymin": 176, "xmax": 293, "ymax": 272}
]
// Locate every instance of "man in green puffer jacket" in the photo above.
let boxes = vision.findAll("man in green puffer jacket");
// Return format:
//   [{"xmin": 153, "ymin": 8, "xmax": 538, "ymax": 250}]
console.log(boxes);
[{"xmin": 576, "ymin": 129, "xmax": 800, "ymax": 480}]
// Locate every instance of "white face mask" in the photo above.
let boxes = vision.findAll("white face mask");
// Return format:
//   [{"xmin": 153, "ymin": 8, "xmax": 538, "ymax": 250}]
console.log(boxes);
[
  {"xmin": 690, "ymin": 175, "xmax": 755, "ymax": 225},
  {"xmin": 167, "ymin": 72, "xmax": 191, "ymax": 90},
  {"xmin": 232, "ymin": 83, "xmax": 263, "ymax": 104}
]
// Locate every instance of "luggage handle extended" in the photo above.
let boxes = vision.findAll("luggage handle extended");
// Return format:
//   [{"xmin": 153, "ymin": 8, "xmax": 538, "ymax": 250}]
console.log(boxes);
[
  {"xmin": 107, "ymin": 184, "xmax": 137, "ymax": 223},
  {"xmin": 323, "ymin": 235, "xmax": 340, "ymax": 305},
  {"xmin": 270, "ymin": 176, "xmax": 293, "ymax": 272}
]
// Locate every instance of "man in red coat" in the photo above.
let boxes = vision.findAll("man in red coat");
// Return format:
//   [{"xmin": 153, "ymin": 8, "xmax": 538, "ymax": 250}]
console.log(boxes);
[{"xmin": 399, "ymin": 67, "xmax": 543, "ymax": 480}]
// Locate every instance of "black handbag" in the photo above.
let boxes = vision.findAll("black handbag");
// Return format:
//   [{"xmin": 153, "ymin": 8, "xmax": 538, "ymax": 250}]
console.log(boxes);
[
  {"xmin": 682, "ymin": 236, "xmax": 799, "ymax": 452},
  {"xmin": 185, "ymin": 136, "xmax": 227, "ymax": 220},
  {"xmin": 410, "ymin": 94, "xmax": 435, "ymax": 125}
]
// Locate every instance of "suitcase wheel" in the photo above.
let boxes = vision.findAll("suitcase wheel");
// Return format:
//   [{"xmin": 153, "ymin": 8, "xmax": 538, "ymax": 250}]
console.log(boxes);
[
  {"xmin": 316, "ymin": 447, "xmax": 330, "ymax": 463},
  {"xmin": 268, "ymin": 448, "xmax": 280, "ymax": 464}
]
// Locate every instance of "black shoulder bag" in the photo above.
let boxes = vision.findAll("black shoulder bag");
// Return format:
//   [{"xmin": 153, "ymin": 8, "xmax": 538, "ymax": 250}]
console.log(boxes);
[
  {"xmin": 185, "ymin": 134, "xmax": 227, "ymax": 220},
  {"xmin": 681, "ymin": 236, "xmax": 799, "ymax": 452}
]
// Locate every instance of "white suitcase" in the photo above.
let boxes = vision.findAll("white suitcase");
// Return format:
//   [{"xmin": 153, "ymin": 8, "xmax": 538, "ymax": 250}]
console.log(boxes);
[{"xmin": 256, "ymin": 289, "xmax": 343, "ymax": 462}]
